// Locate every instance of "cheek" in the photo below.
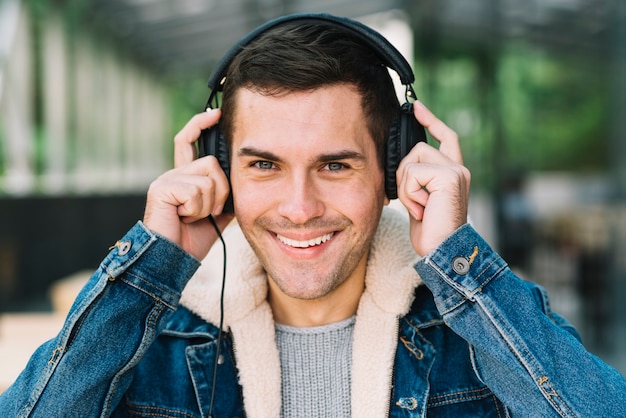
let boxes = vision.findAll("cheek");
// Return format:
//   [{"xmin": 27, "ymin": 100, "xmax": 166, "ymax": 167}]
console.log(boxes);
[
  {"xmin": 232, "ymin": 179, "xmax": 266, "ymax": 215},
  {"xmin": 231, "ymin": 174, "xmax": 287, "ymax": 226},
  {"xmin": 326, "ymin": 182, "xmax": 386, "ymax": 221}
]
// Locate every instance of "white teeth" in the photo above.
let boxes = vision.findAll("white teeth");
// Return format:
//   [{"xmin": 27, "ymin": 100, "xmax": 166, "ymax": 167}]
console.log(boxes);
[{"xmin": 277, "ymin": 232, "xmax": 334, "ymax": 248}]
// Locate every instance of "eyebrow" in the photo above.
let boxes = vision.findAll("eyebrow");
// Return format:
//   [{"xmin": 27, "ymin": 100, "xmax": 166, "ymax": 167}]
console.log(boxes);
[
  {"xmin": 238, "ymin": 147, "xmax": 283, "ymax": 163},
  {"xmin": 237, "ymin": 146, "xmax": 366, "ymax": 163},
  {"xmin": 318, "ymin": 150, "xmax": 366, "ymax": 163}
]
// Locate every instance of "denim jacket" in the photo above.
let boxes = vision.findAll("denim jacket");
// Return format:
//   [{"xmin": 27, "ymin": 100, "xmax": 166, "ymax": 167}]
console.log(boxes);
[{"xmin": 1, "ymin": 208, "xmax": 625, "ymax": 417}]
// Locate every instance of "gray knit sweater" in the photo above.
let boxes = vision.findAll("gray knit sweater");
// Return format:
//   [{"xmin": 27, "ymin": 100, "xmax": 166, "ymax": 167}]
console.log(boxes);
[{"xmin": 275, "ymin": 316, "xmax": 356, "ymax": 417}]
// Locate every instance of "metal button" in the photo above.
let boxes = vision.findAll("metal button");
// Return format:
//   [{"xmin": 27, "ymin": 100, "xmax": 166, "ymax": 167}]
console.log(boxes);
[
  {"xmin": 396, "ymin": 397, "xmax": 418, "ymax": 410},
  {"xmin": 118, "ymin": 241, "xmax": 132, "ymax": 256},
  {"xmin": 217, "ymin": 354, "xmax": 225, "ymax": 365},
  {"xmin": 452, "ymin": 257, "xmax": 470, "ymax": 275}
]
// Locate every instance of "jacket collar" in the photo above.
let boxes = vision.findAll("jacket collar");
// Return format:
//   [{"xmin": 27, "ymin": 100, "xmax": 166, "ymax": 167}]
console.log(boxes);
[{"xmin": 180, "ymin": 206, "xmax": 423, "ymax": 417}]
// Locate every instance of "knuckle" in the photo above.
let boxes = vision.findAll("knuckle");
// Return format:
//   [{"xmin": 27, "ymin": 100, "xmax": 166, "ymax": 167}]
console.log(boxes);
[
  {"xmin": 173, "ymin": 135, "xmax": 184, "ymax": 147},
  {"xmin": 460, "ymin": 166, "xmax": 471, "ymax": 180},
  {"xmin": 147, "ymin": 172, "xmax": 168, "ymax": 191},
  {"xmin": 173, "ymin": 131, "xmax": 188, "ymax": 145},
  {"xmin": 415, "ymin": 141, "xmax": 430, "ymax": 151}
]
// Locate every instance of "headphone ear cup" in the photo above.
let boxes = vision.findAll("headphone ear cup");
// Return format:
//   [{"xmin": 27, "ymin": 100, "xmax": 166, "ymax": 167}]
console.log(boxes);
[
  {"xmin": 385, "ymin": 102, "xmax": 428, "ymax": 200},
  {"xmin": 198, "ymin": 124, "xmax": 234, "ymax": 213}
]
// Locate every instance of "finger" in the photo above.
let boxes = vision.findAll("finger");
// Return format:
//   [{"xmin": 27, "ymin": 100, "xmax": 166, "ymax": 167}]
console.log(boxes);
[
  {"xmin": 413, "ymin": 101, "xmax": 463, "ymax": 165},
  {"xmin": 156, "ymin": 157, "xmax": 231, "ymax": 214},
  {"xmin": 397, "ymin": 159, "xmax": 470, "ymax": 215},
  {"xmin": 175, "ymin": 182, "xmax": 213, "ymax": 220},
  {"xmin": 396, "ymin": 141, "xmax": 456, "ymax": 187},
  {"xmin": 398, "ymin": 141, "xmax": 451, "ymax": 168},
  {"xmin": 167, "ymin": 174, "xmax": 227, "ymax": 220},
  {"xmin": 173, "ymin": 109, "xmax": 222, "ymax": 168},
  {"xmin": 181, "ymin": 159, "xmax": 231, "ymax": 214},
  {"xmin": 396, "ymin": 160, "xmax": 433, "ymax": 220}
]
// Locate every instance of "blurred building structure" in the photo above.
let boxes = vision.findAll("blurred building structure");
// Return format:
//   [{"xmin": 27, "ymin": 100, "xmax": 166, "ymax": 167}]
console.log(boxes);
[{"xmin": 0, "ymin": 0, "xmax": 624, "ymax": 378}]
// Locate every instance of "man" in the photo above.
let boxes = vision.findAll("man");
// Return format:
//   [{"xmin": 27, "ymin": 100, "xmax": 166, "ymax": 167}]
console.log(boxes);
[{"xmin": 1, "ymin": 13, "xmax": 625, "ymax": 417}]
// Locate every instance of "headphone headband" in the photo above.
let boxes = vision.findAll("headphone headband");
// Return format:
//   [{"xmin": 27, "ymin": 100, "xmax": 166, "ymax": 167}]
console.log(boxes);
[{"xmin": 206, "ymin": 13, "xmax": 415, "ymax": 99}]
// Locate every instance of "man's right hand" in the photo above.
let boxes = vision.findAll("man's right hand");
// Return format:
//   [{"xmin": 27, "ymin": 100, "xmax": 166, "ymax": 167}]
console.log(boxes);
[{"xmin": 143, "ymin": 109, "xmax": 234, "ymax": 260}]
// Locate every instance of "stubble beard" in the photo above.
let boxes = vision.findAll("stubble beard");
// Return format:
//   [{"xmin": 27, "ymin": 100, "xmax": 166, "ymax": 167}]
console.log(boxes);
[{"xmin": 242, "ymin": 215, "xmax": 376, "ymax": 301}]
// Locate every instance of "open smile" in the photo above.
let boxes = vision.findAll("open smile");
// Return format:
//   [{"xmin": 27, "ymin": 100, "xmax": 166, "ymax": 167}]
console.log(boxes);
[{"xmin": 275, "ymin": 232, "xmax": 335, "ymax": 248}]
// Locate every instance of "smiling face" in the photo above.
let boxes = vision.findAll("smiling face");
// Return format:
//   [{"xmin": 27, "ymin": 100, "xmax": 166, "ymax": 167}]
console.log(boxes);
[{"xmin": 230, "ymin": 84, "xmax": 388, "ymax": 303}]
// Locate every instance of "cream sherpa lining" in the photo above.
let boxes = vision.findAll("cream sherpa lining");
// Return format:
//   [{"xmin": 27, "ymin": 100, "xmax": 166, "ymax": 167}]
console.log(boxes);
[{"xmin": 180, "ymin": 206, "xmax": 422, "ymax": 417}]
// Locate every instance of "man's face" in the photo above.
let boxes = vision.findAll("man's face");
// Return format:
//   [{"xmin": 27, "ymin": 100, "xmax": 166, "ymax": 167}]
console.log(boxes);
[{"xmin": 229, "ymin": 84, "xmax": 387, "ymax": 300}]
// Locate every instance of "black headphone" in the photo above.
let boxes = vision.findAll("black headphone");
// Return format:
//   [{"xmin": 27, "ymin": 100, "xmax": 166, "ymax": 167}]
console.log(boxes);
[{"xmin": 198, "ymin": 13, "xmax": 427, "ymax": 213}]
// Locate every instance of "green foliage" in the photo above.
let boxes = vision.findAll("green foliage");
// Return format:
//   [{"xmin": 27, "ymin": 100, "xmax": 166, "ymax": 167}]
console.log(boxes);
[
  {"xmin": 165, "ymin": 77, "xmax": 212, "ymax": 160},
  {"xmin": 498, "ymin": 45, "xmax": 608, "ymax": 172},
  {"xmin": 169, "ymin": 77, "xmax": 211, "ymax": 133},
  {"xmin": 414, "ymin": 43, "xmax": 609, "ymax": 190}
]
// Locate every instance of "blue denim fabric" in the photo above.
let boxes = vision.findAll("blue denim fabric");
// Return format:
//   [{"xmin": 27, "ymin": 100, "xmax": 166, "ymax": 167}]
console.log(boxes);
[
  {"xmin": 414, "ymin": 223, "xmax": 626, "ymax": 417},
  {"xmin": 1, "ymin": 222, "xmax": 624, "ymax": 417},
  {"xmin": 0, "ymin": 222, "xmax": 201, "ymax": 417}
]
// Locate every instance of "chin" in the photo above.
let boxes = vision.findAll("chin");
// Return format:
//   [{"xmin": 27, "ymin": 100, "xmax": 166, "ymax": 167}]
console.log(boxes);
[{"xmin": 271, "ymin": 270, "xmax": 342, "ymax": 300}]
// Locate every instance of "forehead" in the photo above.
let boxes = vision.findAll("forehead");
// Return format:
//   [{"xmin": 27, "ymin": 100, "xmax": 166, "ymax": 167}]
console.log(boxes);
[{"xmin": 231, "ymin": 85, "xmax": 375, "ymax": 155}]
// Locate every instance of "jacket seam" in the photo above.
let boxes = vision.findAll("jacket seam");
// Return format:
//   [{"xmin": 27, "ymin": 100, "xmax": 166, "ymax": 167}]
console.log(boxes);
[
  {"xmin": 426, "ymin": 386, "xmax": 493, "ymax": 407},
  {"xmin": 17, "ymin": 273, "xmax": 111, "ymax": 417},
  {"xmin": 120, "ymin": 272, "xmax": 178, "ymax": 311},
  {"xmin": 473, "ymin": 295, "xmax": 577, "ymax": 418},
  {"xmin": 102, "ymin": 301, "xmax": 169, "ymax": 416},
  {"xmin": 125, "ymin": 402, "xmax": 197, "ymax": 418}
]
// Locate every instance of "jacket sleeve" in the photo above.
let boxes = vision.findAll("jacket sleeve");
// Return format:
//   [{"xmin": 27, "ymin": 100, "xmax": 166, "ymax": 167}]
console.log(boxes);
[
  {"xmin": 414, "ymin": 223, "xmax": 626, "ymax": 417},
  {"xmin": 0, "ymin": 221, "xmax": 201, "ymax": 418}
]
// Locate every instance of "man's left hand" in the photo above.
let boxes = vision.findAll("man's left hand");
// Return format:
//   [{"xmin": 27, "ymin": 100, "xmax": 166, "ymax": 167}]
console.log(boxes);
[{"xmin": 396, "ymin": 101, "xmax": 471, "ymax": 256}]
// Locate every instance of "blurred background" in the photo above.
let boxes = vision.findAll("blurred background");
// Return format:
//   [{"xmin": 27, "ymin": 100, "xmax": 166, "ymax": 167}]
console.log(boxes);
[{"xmin": 1, "ymin": 0, "xmax": 625, "ymax": 389}]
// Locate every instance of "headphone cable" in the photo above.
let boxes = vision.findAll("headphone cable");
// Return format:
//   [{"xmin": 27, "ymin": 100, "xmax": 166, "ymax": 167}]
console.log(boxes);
[{"xmin": 207, "ymin": 214, "xmax": 227, "ymax": 418}]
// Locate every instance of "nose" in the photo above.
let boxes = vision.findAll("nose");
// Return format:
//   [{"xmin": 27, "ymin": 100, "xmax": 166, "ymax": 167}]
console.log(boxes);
[{"xmin": 277, "ymin": 173, "xmax": 325, "ymax": 225}]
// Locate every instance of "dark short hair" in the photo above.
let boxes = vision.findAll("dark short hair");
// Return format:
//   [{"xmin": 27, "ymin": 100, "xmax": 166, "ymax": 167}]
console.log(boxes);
[{"xmin": 220, "ymin": 22, "xmax": 401, "ymax": 167}]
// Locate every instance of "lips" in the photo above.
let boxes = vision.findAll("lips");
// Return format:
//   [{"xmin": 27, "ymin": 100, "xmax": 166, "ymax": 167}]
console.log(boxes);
[{"xmin": 276, "ymin": 232, "xmax": 334, "ymax": 248}]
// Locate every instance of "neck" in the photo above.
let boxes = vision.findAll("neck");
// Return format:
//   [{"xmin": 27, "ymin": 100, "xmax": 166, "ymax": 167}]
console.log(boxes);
[{"xmin": 267, "ymin": 257, "xmax": 366, "ymax": 327}]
